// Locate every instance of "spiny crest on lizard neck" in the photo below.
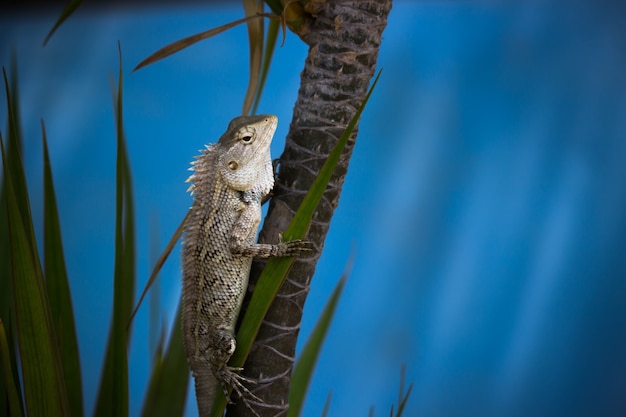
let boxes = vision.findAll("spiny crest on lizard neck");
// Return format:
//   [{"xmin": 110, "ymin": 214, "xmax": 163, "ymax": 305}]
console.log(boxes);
[{"xmin": 186, "ymin": 115, "xmax": 278, "ymax": 196}]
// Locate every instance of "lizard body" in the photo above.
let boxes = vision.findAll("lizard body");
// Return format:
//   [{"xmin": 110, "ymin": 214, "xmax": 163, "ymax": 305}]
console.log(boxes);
[{"xmin": 181, "ymin": 115, "xmax": 309, "ymax": 416}]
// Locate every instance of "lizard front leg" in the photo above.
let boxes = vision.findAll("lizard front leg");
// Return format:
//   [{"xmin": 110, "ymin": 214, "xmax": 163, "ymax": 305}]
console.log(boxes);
[{"xmin": 229, "ymin": 198, "xmax": 313, "ymax": 258}]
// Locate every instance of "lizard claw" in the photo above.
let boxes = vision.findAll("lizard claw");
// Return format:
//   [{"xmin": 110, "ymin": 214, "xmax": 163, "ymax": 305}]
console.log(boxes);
[
  {"xmin": 284, "ymin": 239, "xmax": 315, "ymax": 256},
  {"xmin": 218, "ymin": 366, "xmax": 262, "ymax": 417},
  {"xmin": 278, "ymin": 234, "xmax": 315, "ymax": 256}
]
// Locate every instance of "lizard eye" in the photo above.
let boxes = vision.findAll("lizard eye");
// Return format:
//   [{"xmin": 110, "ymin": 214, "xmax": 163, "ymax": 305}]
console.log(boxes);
[
  {"xmin": 228, "ymin": 160, "xmax": 239, "ymax": 171},
  {"xmin": 237, "ymin": 127, "xmax": 255, "ymax": 144}
]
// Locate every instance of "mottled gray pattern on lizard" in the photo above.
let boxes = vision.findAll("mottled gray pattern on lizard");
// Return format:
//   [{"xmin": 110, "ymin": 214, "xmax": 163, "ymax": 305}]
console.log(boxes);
[{"xmin": 181, "ymin": 115, "xmax": 310, "ymax": 416}]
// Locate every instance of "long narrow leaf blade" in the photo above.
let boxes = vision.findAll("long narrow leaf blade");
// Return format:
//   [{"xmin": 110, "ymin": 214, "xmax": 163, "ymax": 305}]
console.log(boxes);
[
  {"xmin": 129, "ymin": 211, "xmax": 189, "ymax": 327},
  {"xmin": 287, "ymin": 266, "xmax": 349, "ymax": 417},
  {"xmin": 236, "ymin": 69, "xmax": 382, "ymax": 360},
  {"xmin": 0, "ymin": 62, "xmax": 25, "ymax": 417},
  {"xmin": 2, "ymin": 67, "xmax": 69, "ymax": 417},
  {"xmin": 394, "ymin": 366, "xmax": 413, "ymax": 417},
  {"xmin": 43, "ymin": 0, "xmax": 83, "ymax": 46},
  {"xmin": 284, "ymin": 69, "xmax": 382, "ymax": 241},
  {"xmin": 210, "ymin": 69, "xmax": 383, "ymax": 416},
  {"xmin": 242, "ymin": 0, "xmax": 264, "ymax": 115},
  {"xmin": 0, "ymin": 318, "xmax": 22, "ymax": 417},
  {"xmin": 42, "ymin": 121, "xmax": 84, "ymax": 417},
  {"xmin": 251, "ymin": 18, "xmax": 280, "ymax": 115},
  {"xmin": 1, "ymin": 136, "xmax": 68, "ymax": 417},
  {"xmin": 134, "ymin": 15, "xmax": 261, "ymax": 72},
  {"xmin": 320, "ymin": 393, "xmax": 332, "ymax": 417},
  {"xmin": 94, "ymin": 45, "xmax": 135, "ymax": 417},
  {"xmin": 147, "ymin": 215, "xmax": 164, "ymax": 363},
  {"xmin": 140, "ymin": 304, "xmax": 189, "ymax": 417},
  {"xmin": 2, "ymin": 68, "xmax": 31, "ymax": 238}
]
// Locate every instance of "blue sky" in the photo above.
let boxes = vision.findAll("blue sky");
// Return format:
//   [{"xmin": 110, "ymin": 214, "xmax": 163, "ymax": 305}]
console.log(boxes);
[{"xmin": 2, "ymin": 1, "xmax": 626, "ymax": 416}]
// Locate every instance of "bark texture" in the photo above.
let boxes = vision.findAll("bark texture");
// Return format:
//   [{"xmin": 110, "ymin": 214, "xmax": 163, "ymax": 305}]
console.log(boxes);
[{"xmin": 229, "ymin": 1, "xmax": 392, "ymax": 416}]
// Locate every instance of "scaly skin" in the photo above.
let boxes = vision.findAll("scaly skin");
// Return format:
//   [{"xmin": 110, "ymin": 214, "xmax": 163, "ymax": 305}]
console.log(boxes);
[{"xmin": 181, "ymin": 115, "xmax": 310, "ymax": 416}]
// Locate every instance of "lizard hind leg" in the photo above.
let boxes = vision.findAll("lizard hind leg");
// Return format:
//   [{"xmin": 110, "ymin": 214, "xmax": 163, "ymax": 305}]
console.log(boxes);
[
  {"xmin": 217, "ymin": 365, "xmax": 263, "ymax": 417},
  {"xmin": 217, "ymin": 365, "xmax": 259, "ymax": 403},
  {"xmin": 210, "ymin": 330, "xmax": 263, "ymax": 413}
]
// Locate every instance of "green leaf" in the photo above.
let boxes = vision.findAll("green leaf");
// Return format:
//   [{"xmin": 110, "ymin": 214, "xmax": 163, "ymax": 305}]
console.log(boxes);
[
  {"xmin": 42, "ymin": 121, "xmax": 84, "ymax": 417},
  {"xmin": 283, "ymin": 68, "xmax": 382, "ymax": 242},
  {"xmin": 242, "ymin": 0, "xmax": 265, "ymax": 115},
  {"xmin": 2, "ymin": 67, "xmax": 70, "ymax": 417},
  {"xmin": 2, "ymin": 68, "xmax": 30, "ymax": 238},
  {"xmin": 251, "ymin": 17, "xmax": 280, "ymax": 115},
  {"xmin": 287, "ymin": 262, "xmax": 350, "ymax": 417},
  {"xmin": 94, "ymin": 44, "xmax": 135, "ymax": 417},
  {"xmin": 147, "ymin": 215, "xmax": 165, "ymax": 363},
  {"xmin": 0, "ymin": 318, "xmax": 22, "ymax": 417},
  {"xmin": 210, "ymin": 69, "xmax": 383, "ymax": 416},
  {"xmin": 263, "ymin": 0, "xmax": 283, "ymax": 15},
  {"xmin": 134, "ymin": 15, "xmax": 262, "ymax": 72},
  {"xmin": 392, "ymin": 366, "xmax": 413, "ymax": 417},
  {"xmin": 0, "ymin": 61, "xmax": 25, "ymax": 417},
  {"xmin": 140, "ymin": 304, "xmax": 190, "ymax": 417},
  {"xmin": 320, "ymin": 393, "xmax": 332, "ymax": 417},
  {"xmin": 129, "ymin": 211, "xmax": 188, "ymax": 327},
  {"xmin": 43, "ymin": 0, "xmax": 83, "ymax": 46}
]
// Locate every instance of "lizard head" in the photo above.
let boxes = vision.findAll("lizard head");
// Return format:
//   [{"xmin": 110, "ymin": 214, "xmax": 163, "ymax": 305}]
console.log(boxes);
[{"xmin": 217, "ymin": 114, "xmax": 277, "ymax": 192}]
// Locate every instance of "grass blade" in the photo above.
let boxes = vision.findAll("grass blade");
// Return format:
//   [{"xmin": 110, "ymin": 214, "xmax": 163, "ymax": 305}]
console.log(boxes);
[
  {"xmin": 1, "ymin": 132, "xmax": 69, "ymax": 417},
  {"xmin": 94, "ymin": 44, "xmax": 135, "ymax": 417},
  {"xmin": 140, "ymin": 304, "xmax": 189, "ymax": 417},
  {"xmin": 320, "ymin": 392, "xmax": 332, "ymax": 417},
  {"xmin": 242, "ymin": 0, "xmax": 264, "ymax": 115},
  {"xmin": 0, "ymin": 318, "xmax": 22, "ymax": 417},
  {"xmin": 129, "ymin": 211, "xmax": 188, "ymax": 328},
  {"xmin": 2, "ymin": 68, "xmax": 30, "ymax": 238},
  {"xmin": 283, "ymin": 68, "xmax": 382, "ymax": 242},
  {"xmin": 210, "ymin": 69, "xmax": 383, "ymax": 416},
  {"xmin": 264, "ymin": 0, "xmax": 282, "ymax": 15},
  {"xmin": 287, "ymin": 260, "xmax": 350, "ymax": 417},
  {"xmin": 134, "ymin": 15, "xmax": 262, "ymax": 72},
  {"xmin": 148, "ymin": 214, "xmax": 164, "ymax": 363},
  {"xmin": 2, "ymin": 67, "xmax": 70, "ymax": 417},
  {"xmin": 42, "ymin": 121, "xmax": 84, "ymax": 417},
  {"xmin": 43, "ymin": 0, "xmax": 83, "ymax": 46},
  {"xmin": 251, "ymin": 17, "xmax": 280, "ymax": 115},
  {"xmin": 393, "ymin": 366, "xmax": 413, "ymax": 417},
  {"xmin": 0, "ymin": 62, "xmax": 25, "ymax": 417}
]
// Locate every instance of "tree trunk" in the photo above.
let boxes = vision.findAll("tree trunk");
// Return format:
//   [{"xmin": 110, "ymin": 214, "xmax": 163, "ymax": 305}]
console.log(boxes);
[{"xmin": 229, "ymin": 1, "xmax": 392, "ymax": 416}]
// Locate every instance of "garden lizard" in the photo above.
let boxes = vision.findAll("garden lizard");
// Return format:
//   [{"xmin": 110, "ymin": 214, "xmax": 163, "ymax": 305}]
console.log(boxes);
[{"xmin": 181, "ymin": 114, "xmax": 310, "ymax": 416}]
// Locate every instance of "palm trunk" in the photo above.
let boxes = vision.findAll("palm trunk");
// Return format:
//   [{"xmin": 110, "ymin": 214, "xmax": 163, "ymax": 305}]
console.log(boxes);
[{"xmin": 229, "ymin": 1, "xmax": 392, "ymax": 416}]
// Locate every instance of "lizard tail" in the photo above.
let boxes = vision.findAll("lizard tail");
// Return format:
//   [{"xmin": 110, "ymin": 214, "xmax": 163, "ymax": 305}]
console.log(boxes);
[{"xmin": 194, "ymin": 369, "xmax": 220, "ymax": 417}]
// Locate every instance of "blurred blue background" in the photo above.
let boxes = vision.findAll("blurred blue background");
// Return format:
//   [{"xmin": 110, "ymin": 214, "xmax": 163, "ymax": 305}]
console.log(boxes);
[{"xmin": 2, "ymin": 1, "xmax": 626, "ymax": 416}]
